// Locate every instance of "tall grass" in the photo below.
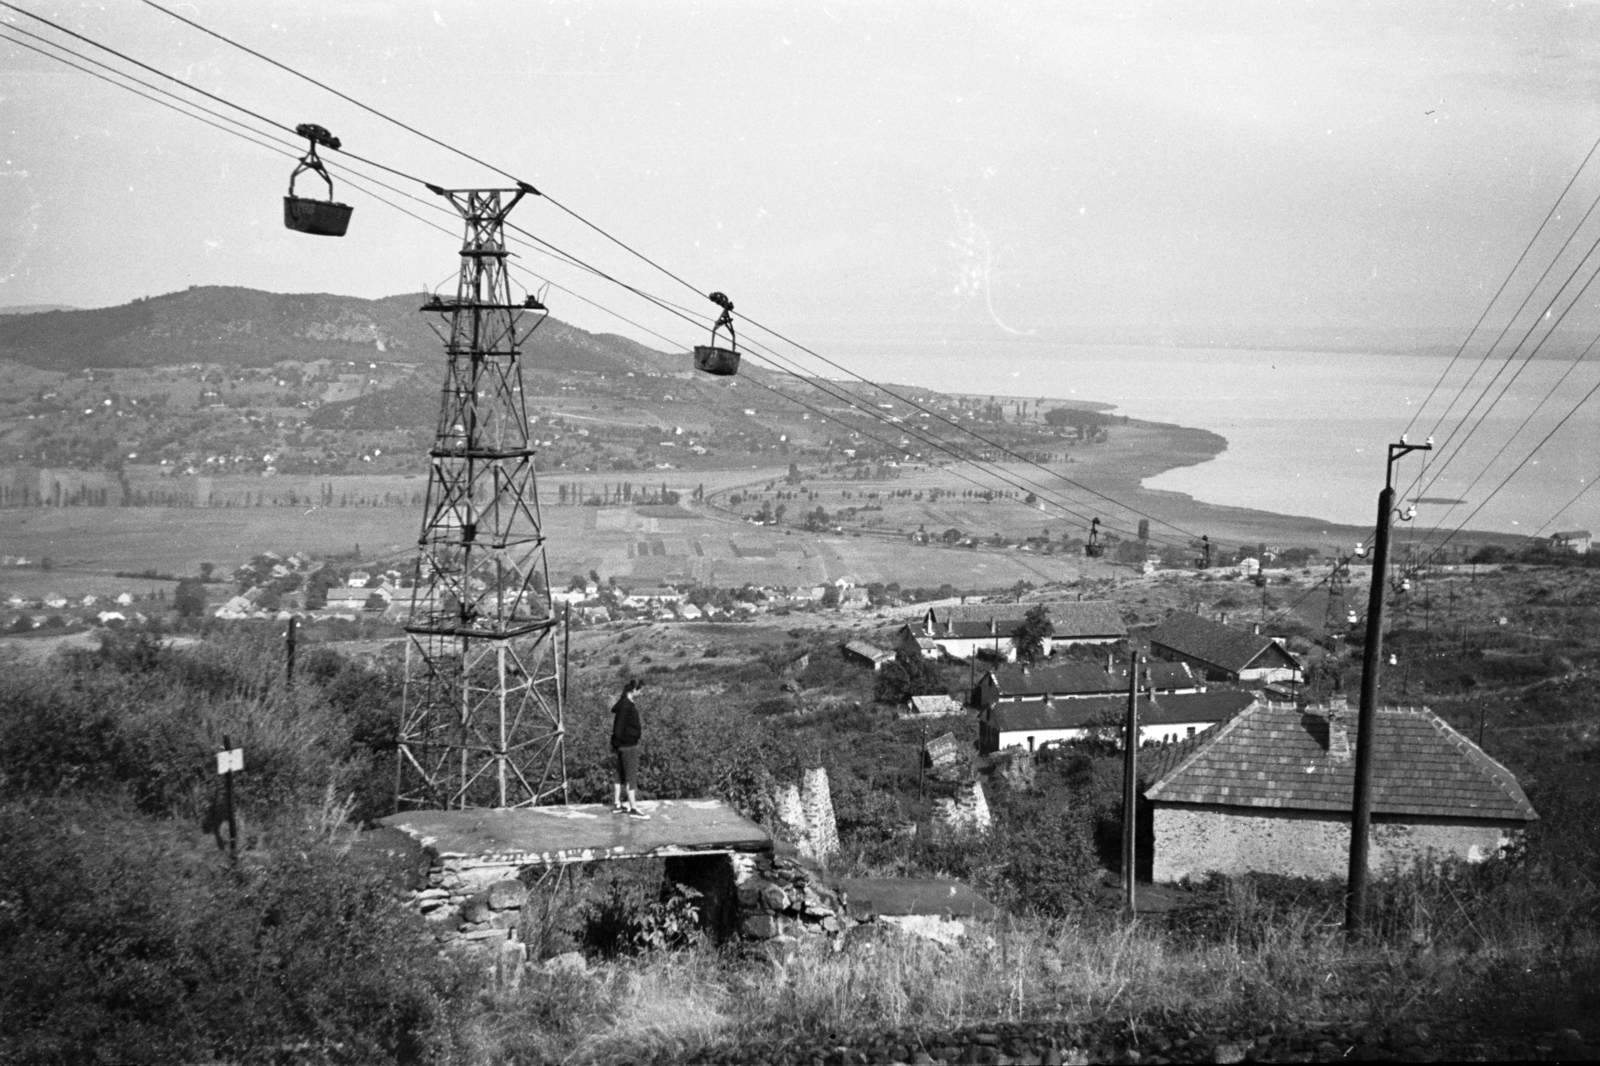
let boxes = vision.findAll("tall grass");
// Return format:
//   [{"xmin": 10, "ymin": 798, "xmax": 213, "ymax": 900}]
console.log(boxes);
[{"xmin": 459, "ymin": 856, "xmax": 1599, "ymax": 1065}]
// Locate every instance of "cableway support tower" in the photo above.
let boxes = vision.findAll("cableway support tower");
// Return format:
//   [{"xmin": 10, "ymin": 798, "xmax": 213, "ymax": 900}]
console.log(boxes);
[{"xmin": 397, "ymin": 185, "xmax": 567, "ymax": 811}]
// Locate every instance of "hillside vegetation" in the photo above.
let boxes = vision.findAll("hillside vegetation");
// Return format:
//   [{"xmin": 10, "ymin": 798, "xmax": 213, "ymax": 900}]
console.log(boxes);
[{"xmin": 0, "ymin": 559, "xmax": 1596, "ymax": 1062}]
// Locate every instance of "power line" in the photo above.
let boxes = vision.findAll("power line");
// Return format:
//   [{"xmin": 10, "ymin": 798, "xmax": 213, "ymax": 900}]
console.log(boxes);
[
  {"xmin": 1419, "ymin": 372, "xmax": 1600, "ymax": 562},
  {"xmin": 1404, "ymin": 235, "xmax": 1600, "ymax": 518},
  {"xmin": 1402, "ymin": 133, "xmax": 1600, "ymax": 440}
]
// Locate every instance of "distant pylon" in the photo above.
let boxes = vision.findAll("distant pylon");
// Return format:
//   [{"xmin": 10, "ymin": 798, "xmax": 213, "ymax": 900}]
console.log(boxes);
[
  {"xmin": 1324, "ymin": 555, "xmax": 1350, "ymax": 636},
  {"xmin": 396, "ymin": 184, "xmax": 567, "ymax": 810}
]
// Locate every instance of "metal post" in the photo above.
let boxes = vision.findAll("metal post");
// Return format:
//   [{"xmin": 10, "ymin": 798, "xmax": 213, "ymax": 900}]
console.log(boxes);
[
  {"xmin": 1347, "ymin": 438, "xmax": 1429, "ymax": 938},
  {"xmin": 1122, "ymin": 652, "xmax": 1139, "ymax": 919},
  {"xmin": 222, "ymin": 732, "xmax": 238, "ymax": 860}
]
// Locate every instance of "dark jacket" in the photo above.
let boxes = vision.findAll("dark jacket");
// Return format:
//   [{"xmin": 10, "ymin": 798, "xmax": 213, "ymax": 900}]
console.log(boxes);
[{"xmin": 610, "ymin": 694, "xmax": 642, "ymax": 750}]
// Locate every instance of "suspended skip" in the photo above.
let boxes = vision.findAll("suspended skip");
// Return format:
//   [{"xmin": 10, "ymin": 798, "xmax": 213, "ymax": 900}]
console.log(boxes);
[
  {"xmin": 1084, "ymin": 516, "xmax": 1105, "ymax": 558},
  {"xmin": 693, "ymin": 291, "xmax": 740, "ymax": 376},
  {"xmin": 283, "ymin": 124, "xmax": 353, "ymax": 237}
]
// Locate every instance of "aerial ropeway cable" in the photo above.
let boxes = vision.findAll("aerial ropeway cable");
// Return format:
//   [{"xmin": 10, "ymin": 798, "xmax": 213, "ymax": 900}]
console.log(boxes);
[{"xmin": 6, "ymin": 4, "xmax": 1234, "ymax": 557}]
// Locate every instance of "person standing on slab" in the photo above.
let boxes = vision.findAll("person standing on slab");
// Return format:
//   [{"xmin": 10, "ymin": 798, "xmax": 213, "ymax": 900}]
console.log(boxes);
[{"xmin": 610, "ymin": 679, "xmax": 648, "ymax": 818}]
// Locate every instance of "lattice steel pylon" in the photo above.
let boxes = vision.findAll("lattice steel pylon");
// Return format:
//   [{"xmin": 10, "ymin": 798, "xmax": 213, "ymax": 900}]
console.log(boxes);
[{"xmin": 396, "ymin": 184, "xmax": 567, "ymax": 810}]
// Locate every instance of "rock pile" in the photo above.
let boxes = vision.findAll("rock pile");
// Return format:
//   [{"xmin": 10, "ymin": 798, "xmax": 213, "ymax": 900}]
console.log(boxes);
[
  {"xmin": 734, "ymin": 852, "xmax": 853, "ymax": 941},
  {"xmin": 934, "ymin": 779, "xmax": 992, "ymax": 833}
]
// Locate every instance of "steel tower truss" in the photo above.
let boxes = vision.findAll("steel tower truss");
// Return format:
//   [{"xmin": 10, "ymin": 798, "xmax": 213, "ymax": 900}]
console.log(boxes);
[{"xmin": 397, "ymin": 185, "xmax": 567, "ymax": 810}]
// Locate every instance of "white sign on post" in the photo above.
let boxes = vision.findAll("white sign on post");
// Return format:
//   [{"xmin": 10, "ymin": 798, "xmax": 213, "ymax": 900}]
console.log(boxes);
[{"xmin": 216, "ymin": 748, "xmax": 244, "ymax": 775}]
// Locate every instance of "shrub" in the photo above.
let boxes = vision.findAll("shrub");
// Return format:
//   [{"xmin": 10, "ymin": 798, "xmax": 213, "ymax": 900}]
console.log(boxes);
[{"xmin": 0, "ymin": 798, "xmax": 470, "ymax": 1064}]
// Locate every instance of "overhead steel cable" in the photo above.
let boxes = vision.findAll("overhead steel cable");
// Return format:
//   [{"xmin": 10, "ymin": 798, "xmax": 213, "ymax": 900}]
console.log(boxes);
[
  {"xmin": 1401, "ymin": 229, "xmax": 1600, "ymax": 518},
  {"xmin": 121, "ymin": 0, "xmax": 1212, "ymax": 547},
  {"xmin": 1414, "ymin": 370, "xmax": 1600, "ymax": 565},
  {"xmin": 136, "ymin": 0, "xmax": 520, "ymax": 184},
  {"xmin": 492, "ymin": 222, "xmax": 1179, "ymax": 544},
  {"xmin": 1402, "ymin": 133, "xmax": 1600, "ymax": 440},
  {"xmin": 1411, "ymin": 331, "xmax": 1600, "ymax": 555},
  {"xmin": 0, "ymin": 27, "xmax": 295, "ymax": 161},
  {"xmin": 4, "ymin": 13, "xmax": 1189, "ymax": 554},
  {"xmin": 1, "ymin": 0, "xmax": 434, "ymax": 189},
  {"xmin": 1528, "ymin": 474, "xmax": 1600, "ymax": 541},
  {"xmin": 31, "ymin": 0, "xmax": 1207, "ymax": 551}
]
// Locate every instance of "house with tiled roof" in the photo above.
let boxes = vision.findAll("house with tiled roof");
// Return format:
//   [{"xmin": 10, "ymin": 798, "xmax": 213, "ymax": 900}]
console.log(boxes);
[
  {"xmin": 978, "ymin": 690, "xmax": 1258, "ymax": 753},
  {"xmin": 920, "ymin": 601, "xmax": 1127, "ymax": 662},
  {"xmin": 1141, "ymin": 700, "xmax": 1537, "ymax": 882},
  {"xmin": 1148, "ymin": 611, "xmax": 1301, "ymax": 685},
  {"xmin": 970, "ymin": 659, "xmax": 1201, "ymax": 710}
]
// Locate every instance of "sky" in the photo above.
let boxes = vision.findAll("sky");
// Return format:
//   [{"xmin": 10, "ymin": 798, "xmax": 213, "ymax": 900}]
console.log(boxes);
[{"xmin": 3, "ymin": 0, "xmax": 1600, "ymax": 354}]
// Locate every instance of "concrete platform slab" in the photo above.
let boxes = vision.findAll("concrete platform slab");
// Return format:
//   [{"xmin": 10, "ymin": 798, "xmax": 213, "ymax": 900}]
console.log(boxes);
[
  {"xmin": 839, "ymin": 877, "xmax": 1001, "ymax": 920},
  {"xmin": 377, "ymin": 799, "xmax": 772, "ymax": 866}
]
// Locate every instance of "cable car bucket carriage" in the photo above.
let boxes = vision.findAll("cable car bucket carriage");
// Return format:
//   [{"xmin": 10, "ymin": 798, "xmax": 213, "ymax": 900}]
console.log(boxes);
[
  {"xmin": 283, "ymin": 124, "xmax": 353, "ymax": 237},
  {"xmin": 1084, "ymin": 517, "xmax": 1105, "ymax": 558},
  {"xmin": 693, "ymin": 291, "xmax": 740, "ymax": 376}
]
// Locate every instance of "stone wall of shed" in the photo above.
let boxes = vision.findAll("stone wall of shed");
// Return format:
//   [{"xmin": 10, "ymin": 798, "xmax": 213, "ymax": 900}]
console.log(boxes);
[{"xmin": 1151, "ymin": 805, "xmax": 1517, "ymax": 883}]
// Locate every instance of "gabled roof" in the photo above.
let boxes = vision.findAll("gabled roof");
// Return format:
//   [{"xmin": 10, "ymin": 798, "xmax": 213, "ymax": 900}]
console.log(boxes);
[
  {"xmin": 1552, "ymin": 530, "xmax": 1591, "ymax": 540},
  {"xmin": 1143, "ymin": 702, "xmax": 1537, "ymax": 822},
  {"xmin": 926, "ymin": 601, "xmax": 1127, "ymax": 640},
  {"xmin": 989, "ymin": 660, "xmax": 1123, "ymax": 698},
  {"xmin": 990, "ymin": 690, "xmax": 1257, "ymax": 734},
  {"xmin": 842, "ymin": 639, "xmax": 892, "ymax": 662},
  {"xmin": 1149, "ymin": 612, "xmax": 1298, "ymax": 674}
]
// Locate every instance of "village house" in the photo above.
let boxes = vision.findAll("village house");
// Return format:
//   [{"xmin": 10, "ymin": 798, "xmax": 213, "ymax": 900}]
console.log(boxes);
[
  {"xmin": 1141, "ymin": 700, "xmax": 1537, "ymax": 882},
  {"xmin": 1550, "ymin": 529, "xmax": 1591, "ymax": 554},
  {"xmin": 839, "ymin": 587, "xmax": 871, "ymax": 612},
  {"xmin": 1148, "ymin": 611, "xmax": 1302, "ymax": 685},
  {"xmin": 919, "ymin": 601, "xmax": 1127, "ymax": 662},
  {"xmin": 620, "ymin": 586, "xmax": 684, "ymax": 609},
  {"xmin": 978, "ymin": 690, "xmax": 1258, "ymax": 753},
  {"xmin": 324, "ymin": 586, "xmax": 390, "ymax": 611},
  {"xmin": 841, "ymin": 639, "xmax": 894, "ymax": 671},
  {"xmin": 970, "ymin": 659, "xmax": 1201, "ymax": 711}
]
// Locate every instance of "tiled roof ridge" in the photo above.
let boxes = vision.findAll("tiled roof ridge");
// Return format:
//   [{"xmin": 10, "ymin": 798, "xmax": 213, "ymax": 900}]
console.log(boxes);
[
  {"xmin": 1413, "ymin": 707, "xmax": 1540, "ymax": 821},
  {"xmin": 1142, "ymin": 697, "xmax": 1262, "ymax": 800}
]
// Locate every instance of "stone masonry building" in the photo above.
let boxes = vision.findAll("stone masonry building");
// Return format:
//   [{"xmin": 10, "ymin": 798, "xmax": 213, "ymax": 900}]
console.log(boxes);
[{"xmin": 1141, "ymin": 700, "xmax": 1537, "ymax": 883}]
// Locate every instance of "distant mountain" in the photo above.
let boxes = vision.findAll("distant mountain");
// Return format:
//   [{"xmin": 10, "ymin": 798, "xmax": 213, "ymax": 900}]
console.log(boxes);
[
  {"xmin": 0, "ymin": 304, "xmax": 77, "ymax": 316},
  {"xmin": 0, "ymin": 286, "xmax": 687, "ymax": 374}
]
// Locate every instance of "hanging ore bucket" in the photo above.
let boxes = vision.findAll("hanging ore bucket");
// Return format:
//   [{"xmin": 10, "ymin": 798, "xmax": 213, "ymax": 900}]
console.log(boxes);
[
  {"xmin": 693, "ymin": 291, "xmax": 740, "ymax": 376},
  {"xmin": 283, "ymin": 123, "xmax": 353, "ymax": 237}
]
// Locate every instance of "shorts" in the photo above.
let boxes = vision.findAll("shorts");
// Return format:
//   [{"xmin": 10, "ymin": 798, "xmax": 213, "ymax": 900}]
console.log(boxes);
[{"xmin": 613, "ymin": 744, "xmax": 640, "ymax": 788}]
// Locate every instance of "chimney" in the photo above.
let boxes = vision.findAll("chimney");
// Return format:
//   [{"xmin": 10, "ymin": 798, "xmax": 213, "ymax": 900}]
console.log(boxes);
[
  {"xmin": 1327, "ymin": 706, "xmax": 1351, "ymax": 761},
  {"xmin": 1253, "ymin": 622, "xmax": 1261, "ymax": 635}
]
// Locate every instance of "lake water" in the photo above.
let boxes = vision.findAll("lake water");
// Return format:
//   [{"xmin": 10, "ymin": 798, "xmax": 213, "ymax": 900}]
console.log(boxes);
[{"xmin": 816, "ymin": 339, "xmax": 1600, "ymax": 539}]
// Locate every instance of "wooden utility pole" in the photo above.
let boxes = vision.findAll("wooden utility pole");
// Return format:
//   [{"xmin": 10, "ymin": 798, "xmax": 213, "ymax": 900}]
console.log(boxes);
[
  {"xmin": 1122, "ymin": 652, "xmax": 1141, "ymax": 920},
  {"xmin": 1346, "ymin": 438, "xmax": 1429, "ymax": 938},
  {"xmin": 284, "ymin": 616, "xmax": 298, "ymax": 690}
]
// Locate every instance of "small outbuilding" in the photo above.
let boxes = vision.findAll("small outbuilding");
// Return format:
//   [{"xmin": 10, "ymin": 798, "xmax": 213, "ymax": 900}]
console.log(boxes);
[
  {"xmin": 841, "ymin": 639, "xmax": 894, "ymax": 671},
  {"xmin": 1141, "ymin": 701, "xmax": 1537, "ymax": 883},
  {"xmin": 1550, "ymin": 530, "xmax": 1591, "ymax": 555},
  {"xmin": 1148, "ymin": 611, "xmax": 1302, "ymax": 685}
]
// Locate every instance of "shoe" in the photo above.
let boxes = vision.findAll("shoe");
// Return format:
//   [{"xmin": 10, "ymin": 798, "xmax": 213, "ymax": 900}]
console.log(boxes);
[
  {"xmin": 627, "ymin": 808, "xmax": 650, "ymax": 820},
  {"xmin": 611, "ymin": 805, "xmax": 626, "ymax": 815}
]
